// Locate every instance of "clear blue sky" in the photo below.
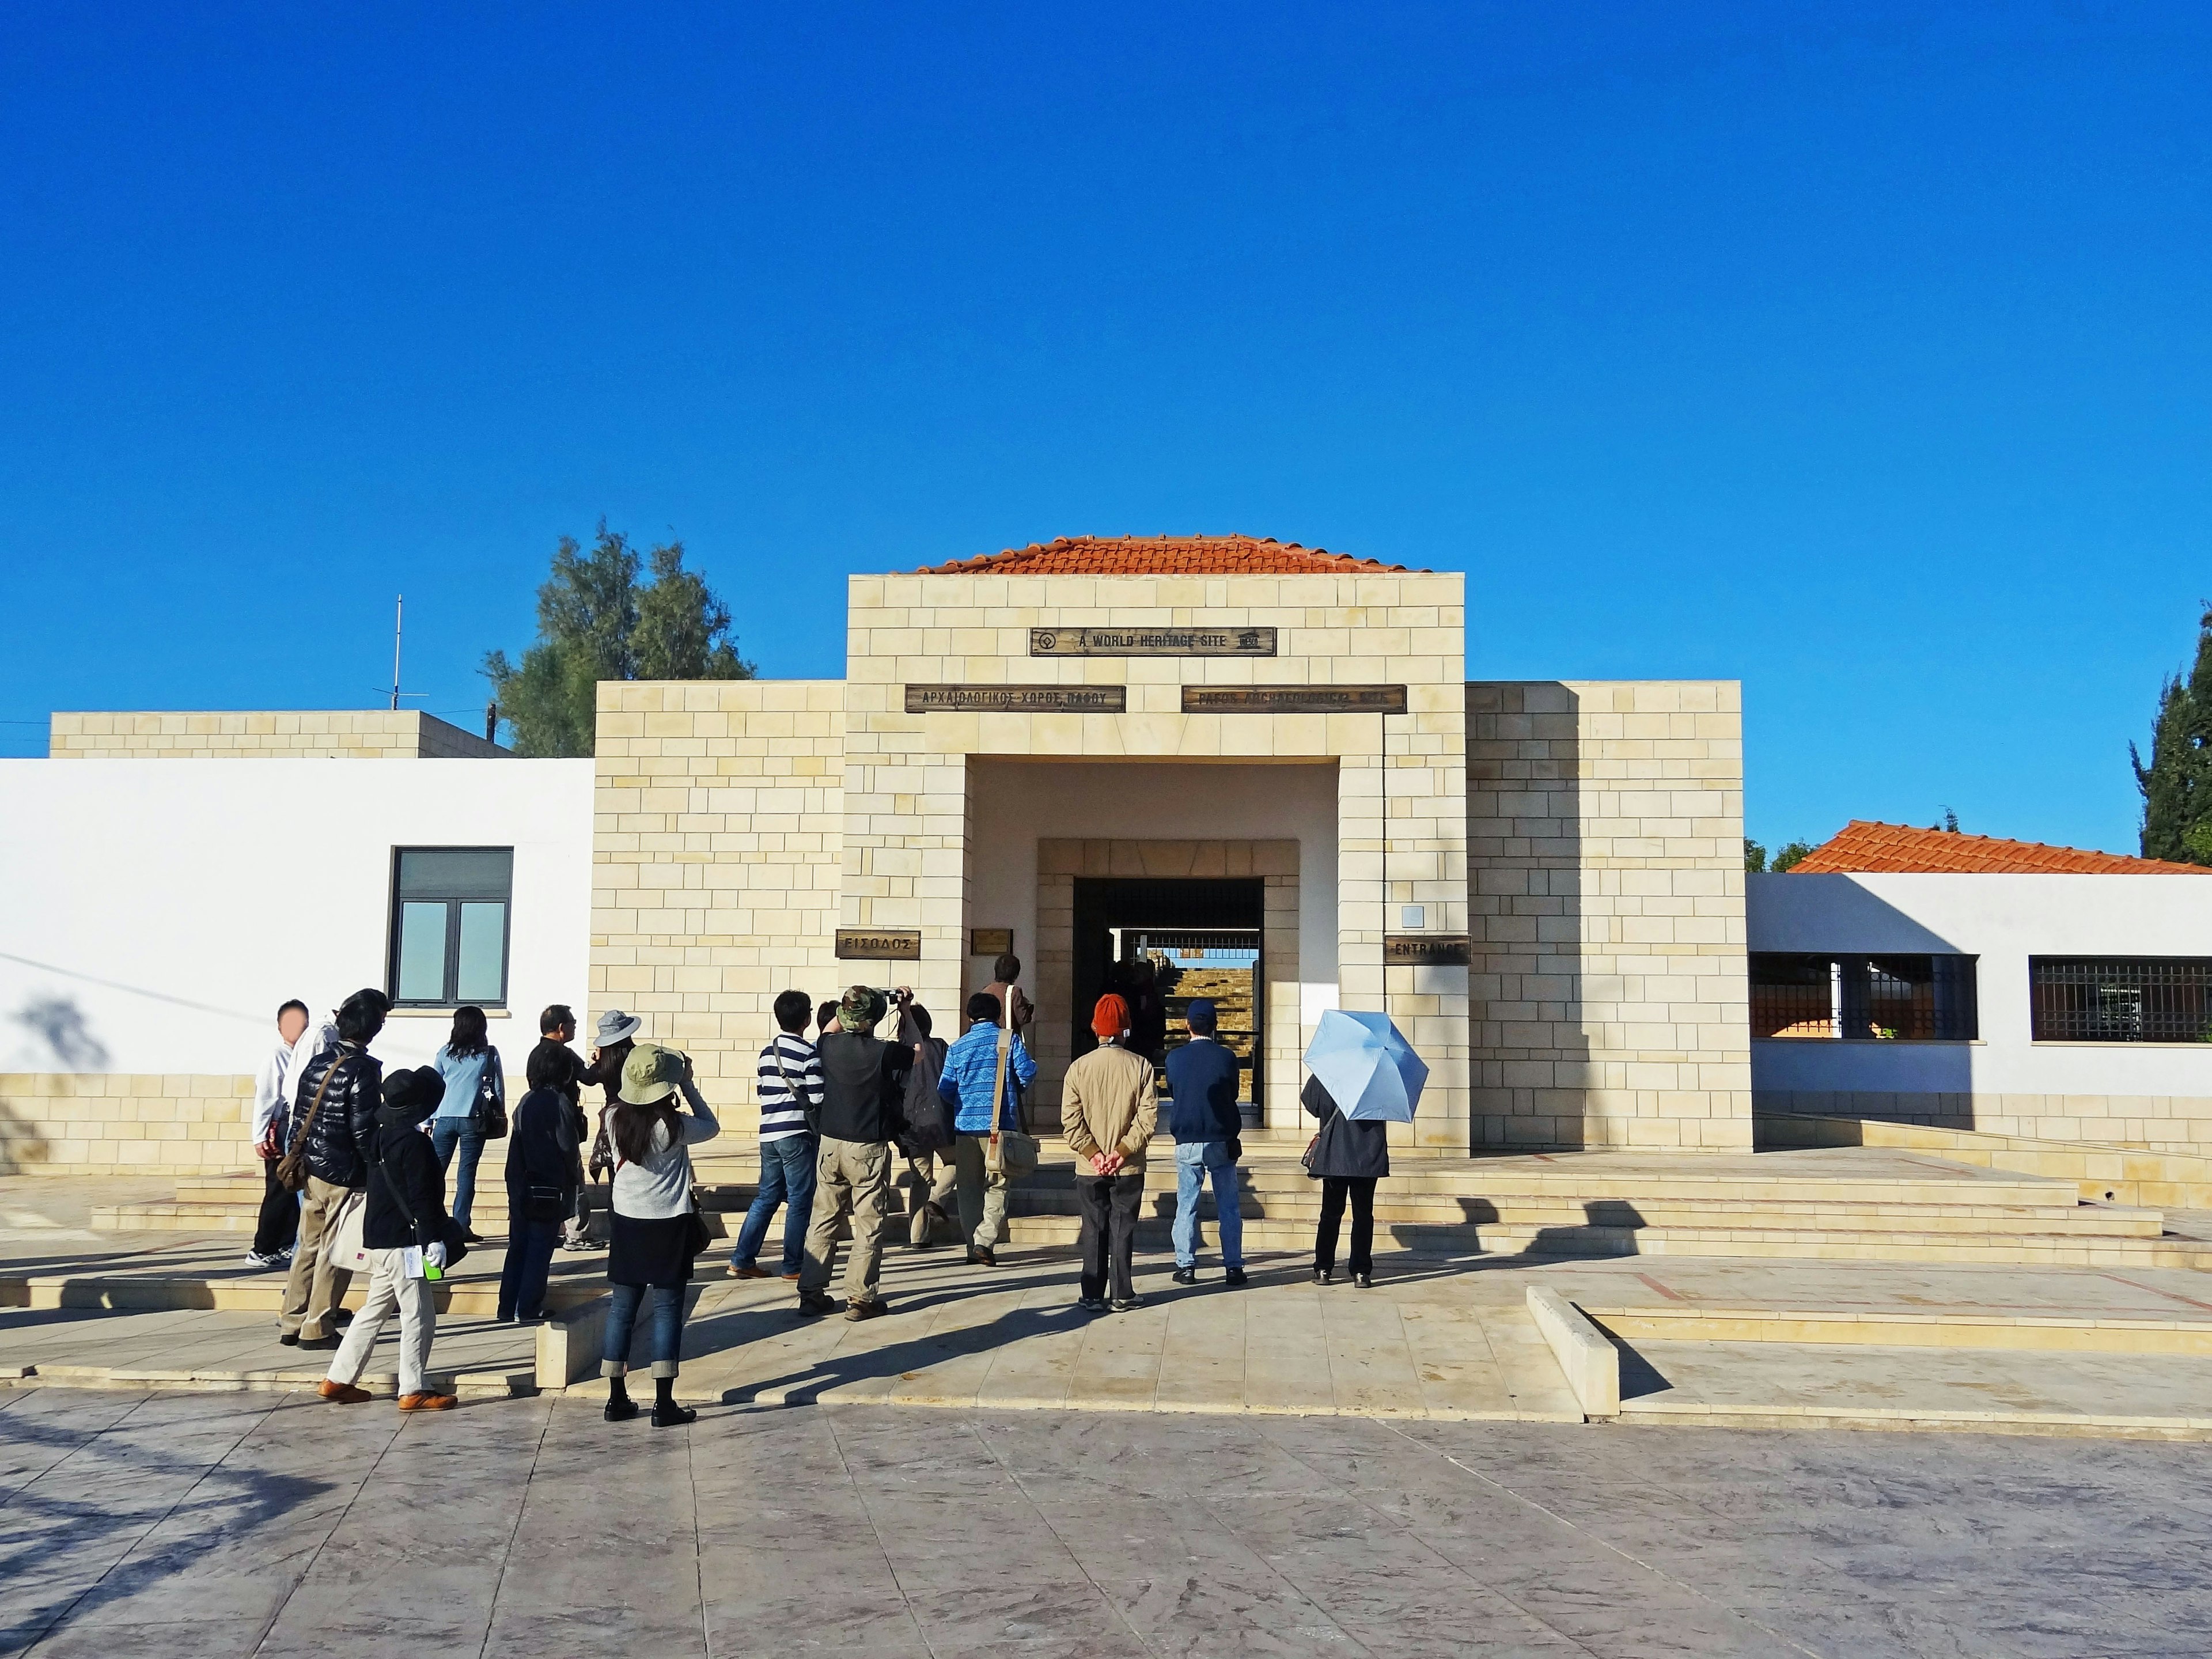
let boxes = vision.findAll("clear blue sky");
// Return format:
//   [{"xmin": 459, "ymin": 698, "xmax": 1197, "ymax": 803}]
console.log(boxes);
[{"xmin": 5, "ymin": 5, "xmax": 2208, "ymax": 855}]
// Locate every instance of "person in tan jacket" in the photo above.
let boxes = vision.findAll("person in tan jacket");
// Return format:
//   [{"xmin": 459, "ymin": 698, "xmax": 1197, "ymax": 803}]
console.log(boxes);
[{"xmin": 1062, "ymin": 992, "xmax": 1157, "ymax": 1311}]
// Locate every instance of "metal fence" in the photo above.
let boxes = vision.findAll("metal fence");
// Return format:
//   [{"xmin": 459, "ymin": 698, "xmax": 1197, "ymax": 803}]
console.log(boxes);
[{"xmin": 2029, "ymin": 957, "xmax": 2212, "ymax": 1043}]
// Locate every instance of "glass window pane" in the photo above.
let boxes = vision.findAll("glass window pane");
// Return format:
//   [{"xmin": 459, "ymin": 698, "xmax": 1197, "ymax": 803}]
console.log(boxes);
[
  {"xmin": 455, "ymin": 902, "xmax": 507, "ymax": 1003},
  {"xmin": 396, "ymin": 902, "xmax": 449, "ymax": 1002},
  {"xmin": 397, "ymin": 849, "xmax": 513, "ymax": 900}
]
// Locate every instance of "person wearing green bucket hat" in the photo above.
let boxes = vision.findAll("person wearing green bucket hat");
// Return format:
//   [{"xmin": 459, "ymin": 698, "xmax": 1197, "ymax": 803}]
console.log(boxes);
[{"xmin": 599, "ymin": 1039, "xmax": 719, "ymax": 1426}]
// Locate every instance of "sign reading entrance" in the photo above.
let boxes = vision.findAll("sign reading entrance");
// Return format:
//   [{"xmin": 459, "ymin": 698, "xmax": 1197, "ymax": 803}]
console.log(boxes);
[
  {"xmin": 1384, "ymin": 933, "xmax": 1469, "ymax": 967},
  {"xmin": 1030, "ymin": 626, "xmax": 1277, "ymax": 657},
  {"xmin": 904, "ymin": 685, "xmax": 1127, "ymax": 713},
  {"xmin": 1182, "ymin": 685, "xmax": 1408, "ymax": 714},
  {"xmin": 835, "ymin": 927, "xmax": 922, "ymax": 961}
]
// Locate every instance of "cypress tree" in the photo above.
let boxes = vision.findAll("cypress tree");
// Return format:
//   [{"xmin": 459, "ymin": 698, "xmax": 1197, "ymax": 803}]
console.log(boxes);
[{"xmin": 2132, "ymin": 608, "xmax": 2212, "ymax": 864}]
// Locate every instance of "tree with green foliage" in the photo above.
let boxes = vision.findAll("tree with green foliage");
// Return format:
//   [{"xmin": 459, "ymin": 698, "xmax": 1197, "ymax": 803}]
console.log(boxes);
[
  {"xmin": 2132, "ymin": 608, "xmax": 2212, "ymax": 865},
  {"xmin": 1744, "ymin": 838, "xmax": 1815, "ymax": 873},
  {"xmin": 482, "ymin": 522, "xmax": 755, "ymax": 756}
]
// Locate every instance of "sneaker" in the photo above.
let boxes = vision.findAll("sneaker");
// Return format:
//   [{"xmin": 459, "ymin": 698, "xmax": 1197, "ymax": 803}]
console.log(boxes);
[
  {"xmin": 1171, "ymin": 1267, "xmax": 1197, "ymax": 1286},
  {"xmin": 1078, "ymin": 1296, "xmax": 1108, "ymax": 1312},
  {"xmin": 967, "ymin": 1245, "xmax": 997, "ymax": 1267},
  {"xmin": 1354, "ymin": 1272, "xmax": 1373, "ymax": 1290},
  {"xmin": 396, "ymin": 1391, "xmax": 457, "ymax": 1412},
  {"xmin": 244, "ymin": 1250, "xmax": 282, "ymax": 1271},
  {"xmin": 1225, "ymin": 1267, "xmax": 1249, "ymax": 1286},
  {"xmin": 652, "ymin": 1400, "xmax": 698, "ymax": 1428},
  {"xmin": 317, "ymin": 1379, "xmax": 372, "ymax": 1404},
  {"xmin": 561, "ymin": 1235, "xmax": 598, "ymax": 1252},
  {"xmin": 796, "ymin": 1291, "xmax": 836, "ymax": 1317},
  {"xmin": 1110, "ymin": 1295, "xmax": 1144, "ymax": 1313},
  {"xmin": 1312, "ymin": 1267, "xmax": 1333, "ymax": 1286},
  {"xmin": 843, "ymin": 1298, "xmax": 889, "ymax": 1322},
  {"xmin": 729, "ymin": 1263, "xmax": 770, "ymax": 1280}
]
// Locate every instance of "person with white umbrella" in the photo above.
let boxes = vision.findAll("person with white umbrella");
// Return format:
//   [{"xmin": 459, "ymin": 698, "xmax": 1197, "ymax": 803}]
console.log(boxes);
[{"xmin": 1301, "ymin": 1010, "xmax": 1428, "ymax": 1290}]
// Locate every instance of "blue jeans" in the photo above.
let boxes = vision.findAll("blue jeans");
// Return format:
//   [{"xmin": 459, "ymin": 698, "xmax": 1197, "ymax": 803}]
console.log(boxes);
[
  {"xmin": 602, "ymin": 1282, "xmax": 688, "ymax": 1379},
  {"xmin": 732, "ymin": 1132, "xmax": 818, "ymax": 1274},
  {"xmin": 498, "ymin": 1216, "xmax": 560, "ymax": 1320},
  {"xmin": 430, "ymin": 1118, "xmax": 484, "ymax": 1230},
  {"xmin": 1173, "ymin": 1139, "xmax": 1243, "ymax": 1271}
]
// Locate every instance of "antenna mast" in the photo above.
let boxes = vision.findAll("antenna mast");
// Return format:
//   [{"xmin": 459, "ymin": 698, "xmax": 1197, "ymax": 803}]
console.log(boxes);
[{"xmin": 390, "ymin": 596, "xmax": 403, "ymax": 711}]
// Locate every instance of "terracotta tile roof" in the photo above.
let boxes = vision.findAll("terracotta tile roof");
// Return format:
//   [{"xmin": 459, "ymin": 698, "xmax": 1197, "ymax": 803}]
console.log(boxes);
[
  {"xmin": 913, "ymin": 535, "xmax": 1424, "ymax": 577},
  {"xmin": 1789, "ymin": 820, "xmax": 2212, "ymax": 876}
]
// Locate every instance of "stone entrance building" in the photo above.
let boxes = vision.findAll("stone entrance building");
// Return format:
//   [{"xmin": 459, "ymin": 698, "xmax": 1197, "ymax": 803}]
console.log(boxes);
[{"xmin": 590, "ymin": 536, "xmax": 1751, "ymax": 1154}]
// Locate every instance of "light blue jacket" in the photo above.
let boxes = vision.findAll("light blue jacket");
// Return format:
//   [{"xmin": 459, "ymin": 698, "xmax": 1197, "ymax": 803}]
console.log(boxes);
[{"xmin": 938, "ymin": 1020, "xmax": 1036, "ymax": 1134}]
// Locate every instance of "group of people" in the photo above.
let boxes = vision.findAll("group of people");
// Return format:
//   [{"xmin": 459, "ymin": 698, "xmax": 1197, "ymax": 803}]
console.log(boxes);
[{"xmin": 247, "ymin": 948, "xmax": 1392, "ymax": 1422}]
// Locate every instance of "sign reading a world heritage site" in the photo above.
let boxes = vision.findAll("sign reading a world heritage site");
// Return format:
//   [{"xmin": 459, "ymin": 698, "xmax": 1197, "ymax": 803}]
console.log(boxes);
[
  {"xmin": 904, "ymin": 685, "xmax": 1128, "ymax": 713},
  {"xmin": 835, "ymin": 927, "xmax": 923, "ymax": 961},
  {"xmin": 1181, "ymin": 685, "xmax": 1409, "ymax": 714},
  {"xmin": 1029, "ymin": 626, "xmax": 1277, "ymax": 656}
]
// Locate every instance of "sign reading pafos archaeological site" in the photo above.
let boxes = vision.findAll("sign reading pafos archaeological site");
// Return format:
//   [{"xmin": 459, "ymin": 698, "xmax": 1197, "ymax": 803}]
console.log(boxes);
[{"xmin": 1029, "ymin": 626, "xmax": 1276, "ymax": 656}]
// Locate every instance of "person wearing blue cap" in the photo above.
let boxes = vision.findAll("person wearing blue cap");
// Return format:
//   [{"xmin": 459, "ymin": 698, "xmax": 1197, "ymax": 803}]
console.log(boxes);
[{"xmin": 1162, "ymin": 998, "xmax": 1246, "ymax": 1286}]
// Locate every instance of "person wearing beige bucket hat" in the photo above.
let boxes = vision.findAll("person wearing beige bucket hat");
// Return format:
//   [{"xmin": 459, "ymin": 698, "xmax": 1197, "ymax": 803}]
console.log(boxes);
[{"xmin": 599, "ymin": 1040, "xmax": 718, "ymax": 1426}]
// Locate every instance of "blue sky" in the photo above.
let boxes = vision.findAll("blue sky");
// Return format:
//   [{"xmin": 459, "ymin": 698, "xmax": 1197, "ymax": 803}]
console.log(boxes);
[{"xmin": 3, "ymin": 4, "xmax": 2208, "ymax": 854}]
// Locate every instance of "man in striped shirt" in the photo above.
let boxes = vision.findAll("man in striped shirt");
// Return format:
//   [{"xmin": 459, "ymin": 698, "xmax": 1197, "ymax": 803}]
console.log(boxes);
[{"xmin": 729, "ymin": 990, "xmax": 825, "ymax": 1281}]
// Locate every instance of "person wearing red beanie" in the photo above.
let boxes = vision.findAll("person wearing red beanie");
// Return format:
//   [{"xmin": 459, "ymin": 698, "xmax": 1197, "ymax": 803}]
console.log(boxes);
[{"xmin": 1060, "ymin": 993, "xmax": 1156, "ymax": 1311}]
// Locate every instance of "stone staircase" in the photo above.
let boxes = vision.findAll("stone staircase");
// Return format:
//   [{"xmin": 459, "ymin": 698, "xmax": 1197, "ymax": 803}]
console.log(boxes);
[{"xmin": 86, "ymin": 1141, "xmax": 2212, "ymax": 1271}]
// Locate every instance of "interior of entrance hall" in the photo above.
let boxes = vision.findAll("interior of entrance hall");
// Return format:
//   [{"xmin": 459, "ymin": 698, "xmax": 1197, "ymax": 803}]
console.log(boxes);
[
  {"xmin": 963, "ymin": 759, "xmax": 1335, "ymax": 1131},
  {"xmin": 1078, "ymin": 878, "xmax": 1263, "ymax": 1118}
]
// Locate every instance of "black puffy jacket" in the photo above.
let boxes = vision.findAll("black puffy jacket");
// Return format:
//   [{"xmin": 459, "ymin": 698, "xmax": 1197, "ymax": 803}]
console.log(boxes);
[{"xmin": 286, "ymin": 1042, "xmax": 384, "ymax": 1188}]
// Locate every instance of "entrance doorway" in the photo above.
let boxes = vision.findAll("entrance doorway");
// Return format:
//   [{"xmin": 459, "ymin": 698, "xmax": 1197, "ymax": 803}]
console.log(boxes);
[{"xmin": 1072, "ymin": 877, "xmax": 1264, "ymax": 1112}]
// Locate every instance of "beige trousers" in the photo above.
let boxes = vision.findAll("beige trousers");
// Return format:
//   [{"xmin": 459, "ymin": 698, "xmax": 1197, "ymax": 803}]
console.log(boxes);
[
  {"xmin": 801, "ymin": 1137, "xmax": 890, "ymax": 1302},
  {"xmin": 948, "ymin": 1134, "xmax": 1009, "ymax": 1250},
  {"xmin": 278, "ymin": 1175, "xmax": 356, "ymax": 1338},
  {"xmin": 325, "ymin": 1247, "xmax": 436, "ymax": 1397}
]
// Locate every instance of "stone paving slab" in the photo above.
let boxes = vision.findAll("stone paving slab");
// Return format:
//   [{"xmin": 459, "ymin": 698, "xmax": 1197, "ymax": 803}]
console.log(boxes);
[{"xmin": 9, "ymin": 1391, "xmax": 2212, "ymax": 1657}]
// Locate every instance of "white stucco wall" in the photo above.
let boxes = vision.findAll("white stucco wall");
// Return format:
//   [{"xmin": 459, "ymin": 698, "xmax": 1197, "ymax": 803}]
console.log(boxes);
[
  {"xmin": 965, "ymin": 758, "xmax": 1341, "ymax": 1005},
  {"xmin": 0, "ymin": 758, "xmax": 594, "ymax": 1078},
  {"xmin": 1747, "ymin": 871, "xmax": 2212, "ymax": 1101}
]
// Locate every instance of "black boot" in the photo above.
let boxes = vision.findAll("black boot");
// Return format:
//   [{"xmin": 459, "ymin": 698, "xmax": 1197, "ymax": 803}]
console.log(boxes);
[
  {"xmin": 652, "ymin": 1375, "xmax": 695, "ymax": 1428},
  {"xmin": 604, "ymin": 1374, "xmax": 639, "ymax": 1422}
]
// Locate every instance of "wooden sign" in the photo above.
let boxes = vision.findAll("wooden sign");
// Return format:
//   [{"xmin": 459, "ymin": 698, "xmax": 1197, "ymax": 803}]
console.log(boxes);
[
  {"xmin": 904, "ymin": 684, "xmax": 1127, "ymax": 713},
  {"xmin": 1030, "ymin": 626, "xmax": 1276, "ymax": 657},
  {"xmin": 1384, "ymin": 934, "xmax": 1469, "ymax": 967},
  {"xmin": 1182, "ymin": 685, "xmax": 1408, "ymax": 715},
  {"xmin": 835, "ymin": 928, "xmax": 922, "ymax": 961},
  {"xmin": 969, "ymin": 927, "xmax": 1014, "ymax": 957}
]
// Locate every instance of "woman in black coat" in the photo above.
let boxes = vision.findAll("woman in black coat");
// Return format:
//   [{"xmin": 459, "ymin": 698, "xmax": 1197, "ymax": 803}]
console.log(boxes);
[
  {"xmin": 1304, "ymin": 1073, "xmax": 1389, "ymax": 1288},
  {"xmin": 499, "ymin": 1044, "xmax": 582, "ymax": 1321}
]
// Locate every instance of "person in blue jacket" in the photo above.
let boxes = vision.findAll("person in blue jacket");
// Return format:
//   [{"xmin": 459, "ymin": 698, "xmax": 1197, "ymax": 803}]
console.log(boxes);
[
  {"xmin": 936, "ymin": 991, "xmax": 1037, "ymax": 1267},
  {"xmin": 1163, "ymin": 998, "xmax": 1247, "ymax": 1286}
]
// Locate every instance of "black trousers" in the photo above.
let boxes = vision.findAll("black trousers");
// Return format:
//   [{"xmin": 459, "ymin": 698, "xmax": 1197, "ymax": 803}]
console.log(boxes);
[
  {"xmin": 251, "ymin": 1154, "xmax": 299, "ymax": 1256},
  {"xmin": 1315, "ymin": 1176, "xmax": 1377, "ymax": 1277},
  {"xmin": 1075, "ymin": 1173, "xmax": 1143, "ymax": 1302}
]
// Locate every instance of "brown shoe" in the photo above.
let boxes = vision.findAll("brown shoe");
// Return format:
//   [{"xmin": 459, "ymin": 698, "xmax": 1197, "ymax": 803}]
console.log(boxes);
[
  {"xmin": 843, "ymin": 1297, "xmax": 889, "ymax": 1322},
  {"xmin": 396, "ymin": 1391, "xmax": 458, "ymax": 1412},
  {"xmin": 729, "ymin": 1263, "xmax": 770, "ymax": 1279},
  {"xmin": 317, "ymin": 1379, "xmax": 372, "ymax": 1405}
]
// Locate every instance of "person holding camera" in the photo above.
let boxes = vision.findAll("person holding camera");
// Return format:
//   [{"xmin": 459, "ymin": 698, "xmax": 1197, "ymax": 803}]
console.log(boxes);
[{"xmin": 798, "ymin": 984, "xmax": 913, "ymax": 1320}]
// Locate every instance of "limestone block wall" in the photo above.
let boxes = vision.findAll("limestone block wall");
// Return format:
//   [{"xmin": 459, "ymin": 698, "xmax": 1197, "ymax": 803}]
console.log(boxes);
[
  {"xmin": 50, "ymin": 710, "xmax": 506, "ymax": 759},
  {"xmin": 1758, "ymin": 1088, "xmax": 2212, "ymax": 1158},
  {"xmin": 590, "ymin": 680, "xmax": 846, "ymax": 1163},
  {"xmin": 0, "ymin": 1073, "xmax": 254, "ymax": 1175},
  {"xmin": 1466, "ymin": 680, "xmax": 1751, "ymax": 1152}
]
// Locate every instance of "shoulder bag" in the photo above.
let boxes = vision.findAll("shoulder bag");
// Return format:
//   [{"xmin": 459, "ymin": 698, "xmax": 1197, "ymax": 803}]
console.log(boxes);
[
  {"xmin": 987, "ymin": 1019, "xmax": 1039, "ymax": 1180},
  {"xmin": 370, "ymin": 1134, "xmax": 470, "ymax": 1268},
  {"xmin": 476, "ymin": 1050, "xmax": 508, "ymax": 1139},
  {"xmin": 274, "ymin": 1058, "xmax": 344, "ymax": 1193},
  {"xmin": 1300, "ymin": 1101, "xmax": 1339, "ymax": 1181}
]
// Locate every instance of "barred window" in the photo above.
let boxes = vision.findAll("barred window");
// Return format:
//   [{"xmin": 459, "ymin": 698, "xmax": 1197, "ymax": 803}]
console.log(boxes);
[
  {"xmin": 1749, "ymin": 953, "xmax": 1978, "ymax": 1041},
  {"xmin": 2029, "ymin": 958, "xmax": 2212, "ymax": 1043}
]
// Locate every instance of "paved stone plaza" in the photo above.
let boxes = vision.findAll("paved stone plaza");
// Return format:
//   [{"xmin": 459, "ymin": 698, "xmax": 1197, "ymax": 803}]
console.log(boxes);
[{"xmin": 9, "ymin": 1387, "xmax": 2212, "ymax": 1658}]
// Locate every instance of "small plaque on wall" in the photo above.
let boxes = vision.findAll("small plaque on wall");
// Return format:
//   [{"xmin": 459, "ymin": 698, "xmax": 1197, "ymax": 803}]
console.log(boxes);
[
  {"xmin": 905, "ymin": 684, "xmax": 1127, "ymax": 713},
  {"xmin": 1030, "ymin": 626, "xmax": 1277, "ymax": 657},
  {"xmin": 1384, "ymin": 934, "xmax": 1469, "ymax": 967},
  {"xmin": 1181, "ymin": 685, "xmax": 1408, "ymax": 714},
  {"xmin": 969, "ymin": 927, "xmax": 1014, "ymax": 957},
  {"xmin": 835, "ymin": 928, "xmax": 923, "ymax": 961}
]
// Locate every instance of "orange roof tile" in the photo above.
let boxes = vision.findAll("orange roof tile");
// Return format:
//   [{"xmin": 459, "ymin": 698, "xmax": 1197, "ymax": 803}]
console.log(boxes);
[
  {"xmin": 913, "ymin": 535, "xmax": 1423, "ymax": 577},
  {"xmin": 1788, "ymin": 820, "xmax": 2212, "ymax": 876}
]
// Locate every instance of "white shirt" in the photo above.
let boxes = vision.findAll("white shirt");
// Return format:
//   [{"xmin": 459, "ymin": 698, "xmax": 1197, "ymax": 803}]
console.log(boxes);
[{"xmin": 253, "ymin": 1021, "xmax": 338, "ymax": 1143}]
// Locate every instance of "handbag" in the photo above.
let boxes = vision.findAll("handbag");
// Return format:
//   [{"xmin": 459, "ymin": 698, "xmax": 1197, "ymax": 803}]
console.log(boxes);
[
  {"xmin": 475, "ymin": 1051, "xmax": 508, "ymax": 1140},
  {"xmin": 1300, "ymin": 1103, "xmax": 1340, "ymax": 1180},
  {"xmin": 987, "ymin": 1018, "xmax": 1040, "ymax": 1180},
  {"xmin": 325, "ymin": 1187, "xmax": 370, "ymax": 1272},
  {"xmin": 274, "ymin": 1056, "xmax": 344, "ymax": 1193}
]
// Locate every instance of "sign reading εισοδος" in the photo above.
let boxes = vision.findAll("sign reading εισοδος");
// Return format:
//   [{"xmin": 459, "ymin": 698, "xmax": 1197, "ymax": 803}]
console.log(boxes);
[
  {"xmin": 1382, "ymin": 934, "xmax": 1469, "ymax": 966},
  {"xmin": 1181, "ymin": 685, "xmax": 1408, "ymax": 714},
  {"xmin": 835, "ymin": 929, "xmax": 923, "ymax": 961},
  {"xmin": 904, "ymin": 685, "xmax": 1128, "ymax": 713},
  {"xmin": 1029, "ymin": 627, "xmax": 1277, "ymax": 656}
]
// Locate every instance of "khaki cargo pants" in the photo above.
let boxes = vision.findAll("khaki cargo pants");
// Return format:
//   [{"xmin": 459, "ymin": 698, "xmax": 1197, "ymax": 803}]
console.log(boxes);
[{"xmin": 800, "ymin": 1137, "xmax": 890, "ymax": 1304}]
